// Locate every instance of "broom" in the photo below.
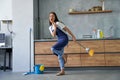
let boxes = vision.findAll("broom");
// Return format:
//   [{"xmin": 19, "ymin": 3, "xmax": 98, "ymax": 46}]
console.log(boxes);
[{"xmin": 76, "ymin": 41, "xmax": 94, "ymax": 56}]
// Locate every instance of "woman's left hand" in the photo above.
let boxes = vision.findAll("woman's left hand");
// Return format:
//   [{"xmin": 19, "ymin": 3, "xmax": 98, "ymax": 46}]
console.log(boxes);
[{"xmin": 72, "ymin": 36, "xmax": 76, "ymax": 42}]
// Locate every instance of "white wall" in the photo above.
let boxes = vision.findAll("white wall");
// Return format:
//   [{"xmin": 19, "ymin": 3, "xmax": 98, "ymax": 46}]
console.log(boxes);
[
  {"xmin": 12, "ymin": 0, "xmax": 34, "ymax": 72},
  {"xmin": 0, "ymin": 0, "xmax": 12, "ymax": 20},
  {"xmin": 0, "ymin": 0, "xmax": 34, "ymax": 72}
]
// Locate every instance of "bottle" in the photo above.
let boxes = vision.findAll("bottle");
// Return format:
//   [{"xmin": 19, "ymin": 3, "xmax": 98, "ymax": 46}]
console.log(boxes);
[
  {"xmin": 97, "ymin": 29, "xmax": 100, "ymax": 39},
  {"xmin": 101, "ymin": 0, "xmax": 105, "ymax": 11},
  {"xmin": 97, "ymin": 29, "xmax": 104, "ymax": 39},
  {"xmin": 100, "ymin": 30, "xmax": 104, "ymax": 38},
  {"xmin": 92, "ymin": 29, "xmax": 97, "ymax": 39}
]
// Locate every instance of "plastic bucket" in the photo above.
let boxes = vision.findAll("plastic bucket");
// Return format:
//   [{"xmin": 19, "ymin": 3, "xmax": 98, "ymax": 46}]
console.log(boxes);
[{"xmin": 34, "ymin": 64, "xmax": 44, "ymax": 74}]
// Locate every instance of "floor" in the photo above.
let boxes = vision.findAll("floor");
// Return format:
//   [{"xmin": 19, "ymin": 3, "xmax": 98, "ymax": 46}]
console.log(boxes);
[{"xmin": 0, "ymin": 69, "xmax": 120, "ymax": 80}]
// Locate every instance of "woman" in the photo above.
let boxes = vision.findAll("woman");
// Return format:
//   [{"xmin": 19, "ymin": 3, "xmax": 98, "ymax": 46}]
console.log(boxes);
[{"xmin": 49, "ymin": 12, "xmax": 76, "ymax": 76}]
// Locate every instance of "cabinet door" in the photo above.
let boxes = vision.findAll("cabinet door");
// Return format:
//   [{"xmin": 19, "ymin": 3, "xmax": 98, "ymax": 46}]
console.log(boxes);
[
  {"xmin": 64, "ymin": 41, "xmax": 80, "ymax": 54},
  {"xmin": 105, "ymin": 40, "xmax": 120, "ymax": 52},
  {"xmin": 35, "ymin": 41, "xmax": 81, "ymax": 55},
  {"xmin": 79, "ymin": 40, "xmax": 104, "ymax": 53},
  {"xmin": 81, "ymin": 54, "xmax": 105, "ymax": 66},
  {"xmin": 105, "ymin": 53, "xmax": 120, "ymax": 66},
  {"xmin": 35, "ymin": 55, "xmax": 59, "ymax": 67},
  {"xmin": 65, "ymin": 54, "xmax": 81, "ymax": 67},
  {"xmin": 35, "ymin": 42, "xmax": 55, "ymax": 54}
]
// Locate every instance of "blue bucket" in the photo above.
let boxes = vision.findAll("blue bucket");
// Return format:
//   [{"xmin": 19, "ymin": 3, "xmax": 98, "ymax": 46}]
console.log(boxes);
[{"xmin": 34, "ymin": 64, "xmax": 44, "ymax": 74}]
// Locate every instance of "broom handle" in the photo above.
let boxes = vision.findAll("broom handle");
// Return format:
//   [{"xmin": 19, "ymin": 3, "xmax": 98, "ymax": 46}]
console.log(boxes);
[
  {"xmin": 29, "ymin": 28, "xmax": 32, "ymax": 72},
  {"xmin": 76, "ymin": 41, "xmax": 86, "ymax": 49}
]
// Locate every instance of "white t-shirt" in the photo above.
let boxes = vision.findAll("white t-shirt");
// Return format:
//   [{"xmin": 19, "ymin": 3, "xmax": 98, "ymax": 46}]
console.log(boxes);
[
  {"xmin": 49, "ymin": 22, "xmax": 65, "ymax": 34},
  {"xmin": 49, "ymin": 22, "xmax": 71, "ymax": 37},
  {"xmin": 56, "ymin": 22, "xmax": 66, "ymax": 30}
]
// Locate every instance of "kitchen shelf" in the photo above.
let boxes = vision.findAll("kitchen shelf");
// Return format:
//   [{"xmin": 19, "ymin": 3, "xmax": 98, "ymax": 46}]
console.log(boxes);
[{"xmin": 68, "ymin": 10, "xmax": 112, "ymax": 14}]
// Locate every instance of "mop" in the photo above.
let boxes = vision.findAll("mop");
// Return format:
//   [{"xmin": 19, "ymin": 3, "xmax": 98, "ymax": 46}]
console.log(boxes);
[
  {"xmin": 23, "ymin": 28, "xmax": 34, "ymax": 75},
  {"xmin": 23, "ymin": 28, "xmax": 45, "ymax": 75}
]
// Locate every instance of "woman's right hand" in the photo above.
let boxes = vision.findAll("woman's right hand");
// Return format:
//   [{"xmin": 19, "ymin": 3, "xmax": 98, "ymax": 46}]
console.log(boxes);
[{"xmin": 50, "ymin": 21, "xmax": 57, "ymax": 37}]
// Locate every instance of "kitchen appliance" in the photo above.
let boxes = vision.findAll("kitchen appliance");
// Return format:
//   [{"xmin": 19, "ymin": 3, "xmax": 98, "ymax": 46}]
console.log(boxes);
[{"xmin": 0, "ymin": 33, "xmax": 5, "ymax": 47}]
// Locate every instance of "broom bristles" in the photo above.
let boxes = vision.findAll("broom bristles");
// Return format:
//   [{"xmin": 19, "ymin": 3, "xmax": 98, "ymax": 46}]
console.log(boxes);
[{"xmin": 88, "ymin": 49, "xmax": 94, "ymax": 57}]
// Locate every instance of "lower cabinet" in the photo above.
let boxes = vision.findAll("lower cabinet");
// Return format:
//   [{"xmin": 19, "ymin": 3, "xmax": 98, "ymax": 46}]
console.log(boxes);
[
  {"xmin": 81, "ymin": 54, "xmax": 105, "ymax": 66},
  {"xmin": 35, "ymin": 54, "xmax": 106, "ymax": 67},
  {"xmin": 35, "ymin": 54, "xmax": 82, "ymax": 67},
  {"xmin": 34, "ymin": 39, "xmax": 120, "ymax": 67},
  {"xmin": 65, "ymin": 54, "xmax": 81, "ymax": 67},
  {"xmin": 35, "ymin": 53, "xmax": 120, "ymax": 67},
  {"xmin": 105, "ymin": 53, "xmax": 120, "ymax": 66},
  {"xmin": 105, "ymin": 40, "xmax": 120, "ymax": 52},
  {"xmin": 80, "ymin": 40, "xmax": 104, "ymax": 53},
  {"xmin": 35, "ymin": 55, "xmax": 59, "ymax": 67}
]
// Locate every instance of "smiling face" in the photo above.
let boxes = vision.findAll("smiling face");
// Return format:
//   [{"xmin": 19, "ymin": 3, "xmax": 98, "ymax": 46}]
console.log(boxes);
[{"xmin": 49, "ymin": 13, "xmax": 55, "ymax": 23}]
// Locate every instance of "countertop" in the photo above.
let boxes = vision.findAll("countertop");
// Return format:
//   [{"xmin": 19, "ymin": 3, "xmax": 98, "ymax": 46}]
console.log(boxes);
[{"xmin": 34, "ymin": 37, "xmax": 120, "ymax": 42}]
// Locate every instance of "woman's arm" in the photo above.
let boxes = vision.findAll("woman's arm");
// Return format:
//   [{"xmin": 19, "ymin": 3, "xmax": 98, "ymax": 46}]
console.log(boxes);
[
  {"xmin": 63, "ymin": 26, "xmax": 76, "ymax": 42},
  {"xmin": 51, "ymin": 22, "xmax": 57, "ymax": 37}
]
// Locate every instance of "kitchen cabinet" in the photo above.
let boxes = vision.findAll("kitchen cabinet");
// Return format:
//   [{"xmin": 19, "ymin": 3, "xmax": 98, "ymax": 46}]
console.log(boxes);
[
  {"xmin": 34, "ymin": 39, "xmax": 120, "ymax": 67},
  {"xmin": 81, "ymin": 54, "xmax": 105, "ymax": 66},
  {"xmin": 105, "ymin": 53, "xmax": 120, "ymax": 66},
  {"xmin": 79, "ymin": 40, "xmax": 104, "ymax": 53},
  {"xmin": 64, "ymin": 41, "xmax": 80, "ymax": 53},
  {"xmin": 104, "ymin": 40, "xmax": 120, "ymax": 66},
  {"xmin": 35, "ymin": 55, "xmax": 59, "ymax": 67},
  {"xmin": 66, "ymin": 54, "xmax": 81, "ymax": 67},
  {"xmin": 35, "ymin": 42, "xmax": 55, "ymax": 55},
  {"xmin": 104, "ymin": 40, "xmax": 120, "ymax": 52}
]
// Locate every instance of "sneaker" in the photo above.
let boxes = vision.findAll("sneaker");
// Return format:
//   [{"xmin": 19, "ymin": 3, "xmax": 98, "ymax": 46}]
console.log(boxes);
[{"xmin": 56, "ymin": 71, "xmax": 65, "ymax": 76}]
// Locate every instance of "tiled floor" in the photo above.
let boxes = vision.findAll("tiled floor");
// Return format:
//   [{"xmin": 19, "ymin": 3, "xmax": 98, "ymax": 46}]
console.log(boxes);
[{"xmin": 0, "ymin": 69, "xmax": 120, "ymax": 80}]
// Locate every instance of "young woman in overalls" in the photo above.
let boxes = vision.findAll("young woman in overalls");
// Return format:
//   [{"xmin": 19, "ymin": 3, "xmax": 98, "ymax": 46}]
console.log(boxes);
[{"xmin": 49, "ymin": 12, "xmax": 76, "ymax": 76}]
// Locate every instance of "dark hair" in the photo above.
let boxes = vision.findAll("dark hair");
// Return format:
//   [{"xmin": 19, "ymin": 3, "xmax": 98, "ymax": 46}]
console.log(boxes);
[{"xmin": 49, "ymin": 12, "xmax": 59, "ymax": 25}]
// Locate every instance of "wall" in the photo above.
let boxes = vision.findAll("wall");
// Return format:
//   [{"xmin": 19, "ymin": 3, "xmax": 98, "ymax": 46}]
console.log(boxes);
[
  {"xmin": 0, "ymin": 0, "xmax": 34, "ymax": 72},
  {"xmin": 0, "ymin": 0, "xmax": 12, "ymax": 20},
  {"xmin": 12, "ymin": 0, "xmax": 34, "ymax": 72},
  {"xmin": 35, "ymin": 0, "xmax": 120, "ymax": 39}
]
